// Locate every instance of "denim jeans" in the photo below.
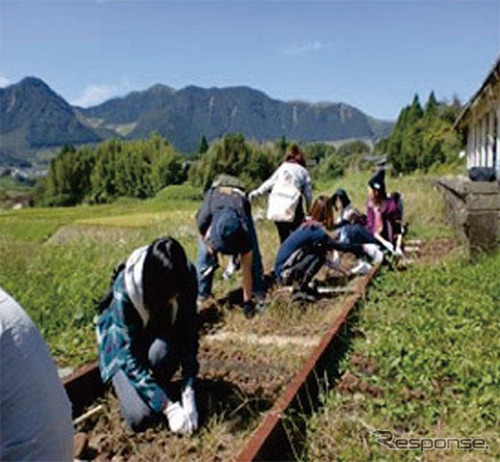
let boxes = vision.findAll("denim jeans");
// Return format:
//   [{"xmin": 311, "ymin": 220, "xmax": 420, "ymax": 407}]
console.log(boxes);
[
  {"xmin": 282, "ymin": 250, "xmax": 326, "ymax": 289},
  {"xmin": 112, "ymin": 337, "xmax": 180, "ymax": 432},
  {"xmin": 197, "ymin": 215, "xmax": 264, "ymax": 298},
  {"xmin": 338, "ymin": 224, "xmax": 379, "ymax": 258}
]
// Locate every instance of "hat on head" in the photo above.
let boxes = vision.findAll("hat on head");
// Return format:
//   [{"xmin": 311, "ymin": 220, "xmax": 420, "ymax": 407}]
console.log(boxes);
[{"xmin": 368, "ymin": 169, "xmax": 386, "ymax": 194}]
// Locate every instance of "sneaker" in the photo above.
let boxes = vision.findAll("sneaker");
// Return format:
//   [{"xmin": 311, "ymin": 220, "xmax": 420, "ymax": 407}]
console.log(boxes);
[
  {"xmin": 255, "ymin": 296, "xmax": 268, "ymax": 314},
  {"xmin": 351, "ymin": 260, "xmax": 372, "ymax": 276},
  {"xmin": 303, "ymin": 284, "xmax": 320, "ymax": 300},
  {"xmin": 292, "ymin": 290, "xmax": 316, "ymax": 303},
  {"xmin": 201, "ymin": 261, "xmax": 219, "ymax": 279},
  {"xmin": 362, "ymin": 244, "xmax": 384, "ymax": 265}
]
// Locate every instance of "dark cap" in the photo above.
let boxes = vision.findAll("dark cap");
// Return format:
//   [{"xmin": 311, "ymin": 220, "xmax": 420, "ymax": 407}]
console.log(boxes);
[{"xmin": 368, "ymin": 169, "xmax": 386, "ymax": 193}]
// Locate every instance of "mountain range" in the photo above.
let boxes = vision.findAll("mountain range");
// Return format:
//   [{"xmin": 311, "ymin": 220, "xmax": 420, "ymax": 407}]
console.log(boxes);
[{"xmin": 0, "ymin": 77, "xmax": 394, "ymax": 166}]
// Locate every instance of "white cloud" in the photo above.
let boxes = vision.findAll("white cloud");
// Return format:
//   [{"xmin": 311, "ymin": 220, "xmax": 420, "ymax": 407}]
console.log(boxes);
[
  {"xmin": 286, "ymin": 40, "xmax": 329, "ymax": 56},
  {"xmin": 0, "ymin": 75, "xmax": 11, "ymax": 87},
  {"xmin": 72, "ymin": 83, "xmax": 127, "ymax": 107}
]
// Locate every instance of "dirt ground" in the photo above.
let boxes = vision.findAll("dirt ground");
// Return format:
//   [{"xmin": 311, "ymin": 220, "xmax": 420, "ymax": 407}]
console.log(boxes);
[{"xmin": 73, "ymin": 259, "xmax": 363, "ymax": 461}]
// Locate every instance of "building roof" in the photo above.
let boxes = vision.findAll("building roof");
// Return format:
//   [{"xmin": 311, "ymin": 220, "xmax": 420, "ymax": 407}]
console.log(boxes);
[{"xmin": 454, "ymin": 55, "xmax": 500, "ymax": 130}]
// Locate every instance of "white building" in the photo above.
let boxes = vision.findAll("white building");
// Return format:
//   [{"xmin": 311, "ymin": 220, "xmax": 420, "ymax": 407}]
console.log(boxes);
[{"xmin": 455, "ymin": 55, "xmax": 500, "ymax": 176}]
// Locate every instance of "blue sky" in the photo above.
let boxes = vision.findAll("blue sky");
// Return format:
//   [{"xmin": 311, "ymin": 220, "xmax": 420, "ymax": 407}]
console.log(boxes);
[{"xmin": 1, "ymin": 1, "xmax": 499, "ymax": 120}]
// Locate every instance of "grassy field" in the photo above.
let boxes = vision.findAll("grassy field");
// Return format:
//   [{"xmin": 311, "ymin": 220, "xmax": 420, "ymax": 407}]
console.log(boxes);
[
  {"xmin": 304, "ymin": 248, "xmax": 500, "ymax": 459},
  {"xmin": 7, "ymin": 170, "xmax": 497, "ymax": 459},
  {"xmin": 0, "ymin": 172, "xmax": 451, "ymax": 367}
]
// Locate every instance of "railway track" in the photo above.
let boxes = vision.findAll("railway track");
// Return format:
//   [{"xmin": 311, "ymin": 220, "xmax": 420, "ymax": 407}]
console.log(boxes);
[{"xmin": 65, "ymin": 264, "xmax": 379, "ymax": 461}]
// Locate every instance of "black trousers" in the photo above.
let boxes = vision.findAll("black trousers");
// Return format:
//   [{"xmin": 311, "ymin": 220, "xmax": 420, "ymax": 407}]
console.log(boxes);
[{"xmin": 275, "ymin": 201, "xmax": 305, "ymax": 244}]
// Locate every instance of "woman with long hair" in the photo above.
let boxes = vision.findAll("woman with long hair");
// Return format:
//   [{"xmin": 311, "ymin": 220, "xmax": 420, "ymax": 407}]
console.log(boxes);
[
  {"xmin": 96, "ymin": 237, "xmax": 199, "ymax": 434},
  {"xmin": 366, "ymin": 169, "xmax": 402, "ymax": 255},
  {"xmin": 274, "ymin": 195, "xmax": 345, "ymax": 302}
]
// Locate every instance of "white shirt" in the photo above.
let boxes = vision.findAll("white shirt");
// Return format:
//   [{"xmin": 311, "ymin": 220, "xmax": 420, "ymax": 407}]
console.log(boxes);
[
  {"xmin": 0, "ymin": 288, "xmax": 74, "ymax": 461},
  {"xmin": 255, "ymin": 161, "xmax": 313, "ymax": 209}
]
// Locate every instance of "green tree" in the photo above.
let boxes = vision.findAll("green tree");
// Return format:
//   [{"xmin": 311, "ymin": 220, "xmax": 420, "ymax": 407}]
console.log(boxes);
[
  {"xmin": 189, "ymin": 133, "xmax": 280, "ymax": 189},
  {"xmin": 44, "ymin": 134, "xmax": 185, "ymax": 206},
  {"xmin": 385, "ymin": 93, "xmax": 462, "ymax": 174},
  {"xmin": 424, "ymin": 91, "xmax": 438, "ymax": 118},
  {"xmin": 198, "ymin": 135, "xmax": 209, "ymax": 154}
]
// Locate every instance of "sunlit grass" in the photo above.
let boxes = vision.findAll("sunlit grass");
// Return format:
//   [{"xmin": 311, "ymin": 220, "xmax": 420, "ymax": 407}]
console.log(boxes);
[
  {"xmin": 304, "ymin": 251, "xmax": 500, "ymax": 460},
  {"xmin": 0, "ymin": 173, "xmax": 454, "ymax": 366}
]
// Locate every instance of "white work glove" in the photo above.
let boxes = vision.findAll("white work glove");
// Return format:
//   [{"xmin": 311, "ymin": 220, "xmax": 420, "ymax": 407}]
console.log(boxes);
[
  {"xmin": 163, "ymin": 401, "xmax": 191, "ymax": 434},
  {"xmin": 182, "ymin": 385, "xmax": 199, "ymax": 433},
  {"xmin": 394, "ymin": 247, "xmax": 404, "ymax": 258},
  {"xmin": 379, "ymin": 239, "xmax": 395, "ymax": 255},
  {"xmin": 248, "ymin": 190, "xmax": 259, "ymax": 202}
]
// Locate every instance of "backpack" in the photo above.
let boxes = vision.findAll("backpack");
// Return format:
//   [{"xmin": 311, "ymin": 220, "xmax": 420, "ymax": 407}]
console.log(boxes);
[
  {"xmin": 469, "ymin": 167, "xmax": 497, "ymax": 182},
  {"xmin": 95, "ymin": 262, "xmax": 125, "ymax": 314},
  {"xmin": 267, "ymin": 172, "xmax": 302, "ymax": 222}
]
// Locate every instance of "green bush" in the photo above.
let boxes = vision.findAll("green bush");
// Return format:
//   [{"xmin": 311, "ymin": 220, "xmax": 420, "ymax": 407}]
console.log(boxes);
[
  {"xmin": 43, "ymin": 134, "xmax": 186, "ymax": 206},
  {"xmin": 188, "ymin": 133, "xmax": 280, "ymax": 189},
  {"xmin": 153, "ymin": 184, "xmax": 204, "ymax": 202}
]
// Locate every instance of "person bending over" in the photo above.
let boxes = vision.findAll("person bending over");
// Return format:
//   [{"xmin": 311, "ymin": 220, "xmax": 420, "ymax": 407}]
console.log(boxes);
[
  {"xmin": 0, "ymin": 288, "xmax": 74, "ymax": 461},
  {"xmin": 249, "ymin": 144, "xmax": 313, "ymax": 243},
  {"xmin": 330, "ymin": 188, "xmax": 383, "ymax": 275},
  {"xmin": 96, "ymin": 237, "xmax": 199, "ymax": 434},
  {"xmin": 196, "ymin": 175, "xmax": 265, "ymax": 318},
  {"xmin": 331, "ymin": 188, "xmax": 367, "ymax": 228}
]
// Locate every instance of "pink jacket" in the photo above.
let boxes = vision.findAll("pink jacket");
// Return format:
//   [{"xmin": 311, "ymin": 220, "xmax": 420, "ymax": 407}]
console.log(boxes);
[{"xmin": 366, "ymin": 198, "xmax": 401, "ymax": 244}]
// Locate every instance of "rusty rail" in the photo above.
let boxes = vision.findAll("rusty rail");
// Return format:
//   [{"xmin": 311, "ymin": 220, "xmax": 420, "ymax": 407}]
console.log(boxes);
[
  {"xmin": 236, "ymin": 265, "xmax": 379, "ymax": 461},
  {"xmin": 63, "ymin": 268, "xmax": 379, "ymax": 459}
]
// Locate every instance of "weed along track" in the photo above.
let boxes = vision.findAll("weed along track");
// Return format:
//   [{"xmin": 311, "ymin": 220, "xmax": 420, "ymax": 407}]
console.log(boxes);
[{"xmin": 66, "ymin": 265, "xmax": 379, "ymax": 461}]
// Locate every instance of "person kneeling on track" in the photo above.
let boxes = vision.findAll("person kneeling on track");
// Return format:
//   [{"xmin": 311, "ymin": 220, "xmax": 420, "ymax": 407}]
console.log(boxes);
[
  {"xmin": 196, "ymin": 175, "xmax": 265, "ymax": 319},
  {"xmin": 366, "ymin": 169, "xmax": 403, "ymax": 257},
  {"xmin": 274, "ymin": 195, "xmax": 355, "ymax": 302},
  {"xmin": 336, "ymin": 223, "xmax": 384, "ymax": 275},
  {"xmin": 96, "ymin": 237, "xmax": 199, "ymax": 434}
]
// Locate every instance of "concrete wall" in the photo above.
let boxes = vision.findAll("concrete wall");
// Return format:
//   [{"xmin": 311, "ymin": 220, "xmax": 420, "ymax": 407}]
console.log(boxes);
[{"xmin": 436, "ymin": 176, "xmax": 500, "ymax": 258}]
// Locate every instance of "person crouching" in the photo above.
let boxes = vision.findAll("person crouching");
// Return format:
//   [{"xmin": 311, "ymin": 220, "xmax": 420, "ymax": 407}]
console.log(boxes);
[
  {"xmin": 96, "ymin": 237, "xmax": 199, "ymax": 434},
  {"xmin": 274, "ymin": 195, "xmax": 350, "ymax": 302}
]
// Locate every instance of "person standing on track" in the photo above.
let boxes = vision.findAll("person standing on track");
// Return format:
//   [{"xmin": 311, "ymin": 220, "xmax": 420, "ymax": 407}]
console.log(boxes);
[
  {"xmin": 196, "ymin": 175, "xmax": 265, "ymax": 319},
  {"xmin": 96, "ymin": 237, "xmax": 199, "ymax": 434},
  {"xmin": 249, "ymin": 144, "xmax": 313, "ymax": 243},
  {"xmin": 0, "ymin": 288, "xmax": 74, "ymax": 461}
]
